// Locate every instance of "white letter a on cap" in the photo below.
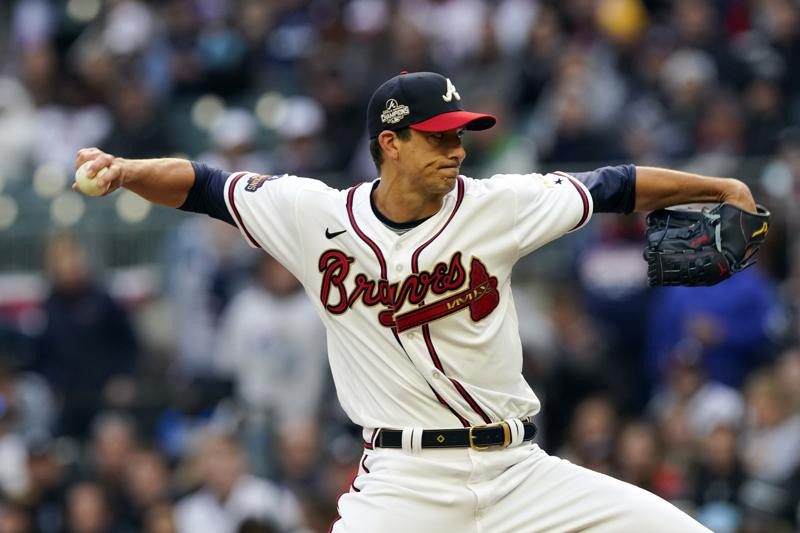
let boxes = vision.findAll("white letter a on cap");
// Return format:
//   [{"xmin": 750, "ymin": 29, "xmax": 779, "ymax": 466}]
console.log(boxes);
[{"xmin": 442, "ymin": 78, "xmax": 461, "ymax": 102}]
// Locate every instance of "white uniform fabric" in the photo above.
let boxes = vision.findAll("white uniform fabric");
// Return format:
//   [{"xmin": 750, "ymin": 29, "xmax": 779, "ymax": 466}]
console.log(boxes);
[
  {"xmin": 222, "ymin": 171, "xmax": 710, "ymax": 532},
  {"xmin": 224, "ymin": 171, "xmax": 591, "ymax": 431},
  {"xmin": 334, "ymin": 443, "xmax": 710, "ymax": 533}
]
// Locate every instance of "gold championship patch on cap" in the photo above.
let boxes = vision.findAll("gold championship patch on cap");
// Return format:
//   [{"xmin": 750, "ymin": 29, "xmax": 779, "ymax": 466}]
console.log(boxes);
[{"xmin": 380, "ymin": 99, "xmax": 410, "ymax": 124}]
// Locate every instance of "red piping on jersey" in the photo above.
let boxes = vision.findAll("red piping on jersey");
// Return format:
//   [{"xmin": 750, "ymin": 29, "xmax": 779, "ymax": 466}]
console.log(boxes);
[
  {"xmin": 410, "ymin": 176, "xmax": 466, "ymax": 271},
  {"xmin": 227, "ymin": 173, "xmax": 261, "ymax": 248},
  {"xmin": 346, "ymin": 183, "xmax": 469, "ymax": 427},
  {"xmin": 346, "ymin": 185, "xmax": 387, "ymax": 278},
  {"xmin": 392, "ymin": 312, "xmax": 470, "ymax": 427},
  {"xmin": 430, "ymin": 384, "xmax": 470, "ymax": 427},
  {"xmin": 423, "ymin": 324, "xmax": 491, "ymax": 424},
  {"xmin": 554, "ymin": 172, "xmax": 590, "ymax": 231},
  {"xmin": 410, "ymin": 177, "xmax": 492, "ymax": 425}
]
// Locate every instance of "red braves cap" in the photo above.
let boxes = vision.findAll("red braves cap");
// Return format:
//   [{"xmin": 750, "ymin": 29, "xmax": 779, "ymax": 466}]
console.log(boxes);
[{"xmin": 367, "ymin": 72, "xmax": 496, "ymax": 139}]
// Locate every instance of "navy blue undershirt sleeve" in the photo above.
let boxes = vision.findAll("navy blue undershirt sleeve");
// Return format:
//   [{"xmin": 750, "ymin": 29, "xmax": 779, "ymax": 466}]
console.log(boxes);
[
  {"xmin": 571, "ymin": 164, "xmax": 637, "ymax": 214},
  {"xmin": 179, "ymin": 161, "xmax": 235, "ymax": 226}
]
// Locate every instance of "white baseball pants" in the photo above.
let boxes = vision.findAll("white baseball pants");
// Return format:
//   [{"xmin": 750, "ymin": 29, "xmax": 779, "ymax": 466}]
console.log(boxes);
[{"xmin": 330, "ymin": 442, "xmax": 710, "ymax": 533}]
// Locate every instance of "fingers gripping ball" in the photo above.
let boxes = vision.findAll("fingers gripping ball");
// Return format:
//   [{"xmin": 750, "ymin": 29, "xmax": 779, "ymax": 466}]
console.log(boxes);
[
  {"xmin": 643, "ymin": 203, "xmax": 771, "ymax": 286},
  {"xmin": 74, "ymin": 160, "xmax": 109, "ymax": 197}
]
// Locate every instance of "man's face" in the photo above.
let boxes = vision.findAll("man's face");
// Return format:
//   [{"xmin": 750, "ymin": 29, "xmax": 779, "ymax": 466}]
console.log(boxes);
[{"xmin": 396, "ymin": 128, "xmax": 466, "ymax": 194}]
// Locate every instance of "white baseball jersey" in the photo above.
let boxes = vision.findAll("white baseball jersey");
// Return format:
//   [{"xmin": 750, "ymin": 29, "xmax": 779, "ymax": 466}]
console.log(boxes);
[{"xmin": 222, "ymin": 171, "xmax": 592, "ymax": 432}]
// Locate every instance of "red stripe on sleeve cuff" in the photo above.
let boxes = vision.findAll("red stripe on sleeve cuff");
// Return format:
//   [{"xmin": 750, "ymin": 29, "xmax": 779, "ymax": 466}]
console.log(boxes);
[{"xmin": 228, "ymin": 173, "xmax": 262, "ymax": 248}]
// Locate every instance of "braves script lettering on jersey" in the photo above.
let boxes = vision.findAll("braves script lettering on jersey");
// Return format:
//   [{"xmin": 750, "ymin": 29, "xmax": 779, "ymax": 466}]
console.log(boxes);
[{"xmin": 224, "ymin": 172, "xmax": 590, "ymax": 431}]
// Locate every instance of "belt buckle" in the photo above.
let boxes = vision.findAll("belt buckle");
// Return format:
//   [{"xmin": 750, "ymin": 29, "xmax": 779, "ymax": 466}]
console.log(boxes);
[{"xmin": 468, "ymin": 421, "xmax": 511, "ymax": 451}]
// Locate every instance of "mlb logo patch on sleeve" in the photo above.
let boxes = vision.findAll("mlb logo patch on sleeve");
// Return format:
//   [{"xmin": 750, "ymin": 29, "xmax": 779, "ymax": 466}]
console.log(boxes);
[{"xmin": 245, "ymin": 174, "xmax": 282, "ymax": 192}]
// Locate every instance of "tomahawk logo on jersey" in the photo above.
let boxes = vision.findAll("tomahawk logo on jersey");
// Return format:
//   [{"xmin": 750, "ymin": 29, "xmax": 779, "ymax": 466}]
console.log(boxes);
[{"xmin": 222, "ymin": 170, "xmax": 592, "ymax": 432}]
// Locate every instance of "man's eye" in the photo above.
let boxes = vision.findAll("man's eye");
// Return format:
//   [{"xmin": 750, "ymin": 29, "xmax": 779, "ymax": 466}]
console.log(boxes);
[{"xmin": 431, "ymin": 133, "xmax": 444, "ymax": 140}]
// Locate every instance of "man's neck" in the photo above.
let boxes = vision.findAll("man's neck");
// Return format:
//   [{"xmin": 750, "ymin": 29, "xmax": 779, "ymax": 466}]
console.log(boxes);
[{"xmin": 372, "ymin": 176, "xmax": 446, "ymax": 223}]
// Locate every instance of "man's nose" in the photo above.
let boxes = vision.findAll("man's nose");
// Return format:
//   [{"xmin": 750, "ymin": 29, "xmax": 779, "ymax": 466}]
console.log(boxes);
[{"xmin": 449, "ymin": 141, "xmax": 466, "ymax": 163}]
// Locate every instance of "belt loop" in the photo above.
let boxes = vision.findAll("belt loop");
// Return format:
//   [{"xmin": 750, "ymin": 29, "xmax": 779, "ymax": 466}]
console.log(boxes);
[
  {"xmin": 401, "ymin": 428, "xmax": 423, "ymax": 455},
  {"xmin": 411, "ymin": 427, "xmax": 423, "ymax": 454},
  {"xmin": 507, "ymin": 418, "xmax": 525, "ymax": 447}
]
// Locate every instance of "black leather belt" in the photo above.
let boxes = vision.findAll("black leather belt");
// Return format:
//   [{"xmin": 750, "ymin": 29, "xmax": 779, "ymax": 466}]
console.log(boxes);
[{"xmin": 375, "ymin": 421, "xmax": 537, "ymax": 450}]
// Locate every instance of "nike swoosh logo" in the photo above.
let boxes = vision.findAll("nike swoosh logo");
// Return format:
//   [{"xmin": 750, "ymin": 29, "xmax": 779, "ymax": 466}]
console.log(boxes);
[{"xmin": 325, "ymin": 228, "xmax": 347, "ymax": 239}]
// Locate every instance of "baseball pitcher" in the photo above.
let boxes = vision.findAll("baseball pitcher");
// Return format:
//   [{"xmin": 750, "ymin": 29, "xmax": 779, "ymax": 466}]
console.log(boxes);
[{"xmin": 74, "ymin": 72, "xmax": 768, "ymax": 532}]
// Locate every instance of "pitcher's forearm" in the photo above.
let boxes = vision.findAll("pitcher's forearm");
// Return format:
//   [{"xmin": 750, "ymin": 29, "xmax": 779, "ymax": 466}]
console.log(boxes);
[
  {"xmin": 634, "ymin": 166, "xmax": 756, "ymax": 213},
  {"xmin": 118, "ymin": 158, "xmax": 196, "ymax": 208},
  {"xmin": 76, "ymin": 148, "xmax": 198, "ymax": 207}
]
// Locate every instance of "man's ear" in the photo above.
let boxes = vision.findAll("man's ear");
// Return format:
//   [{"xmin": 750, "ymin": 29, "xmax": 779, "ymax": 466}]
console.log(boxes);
[{"xmin": 378, "ymin": 130, "xmax": 402, "ymax": 162}]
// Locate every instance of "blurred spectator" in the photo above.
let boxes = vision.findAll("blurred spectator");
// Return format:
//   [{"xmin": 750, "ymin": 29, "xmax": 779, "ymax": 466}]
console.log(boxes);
[
  {"xmin": 774, "ymin": 347, "xmax": 800, "ymax": 412},
  {"xmin": 743, "ymin": 77, "xmax": 786, "ymax": 156},
  {"xmin": 0, "ymin": 385, "xmax": 29, "ymax": 501},
  {"xmin": 0, "ymin": 355, "xmax": 55, "ymax": 445},
  {"xmin": 309, "ymin": 67, "xmax": 365, "ymax": 172},
  {"xmin": 33, "ymin": 234, "xmax": 139, "ymax": 437},
  {"xmin": 142, "ymin": 503, "xmax": 176, "ymax": 533},
  {"xmin": 237, "ymin": 518, "xmax": 279, "ymax": 533},
  {"xmin": 740, "ymin": 369, "xmax": 800, "ymax": 484},
  {"xmin": 539, "ymin": 287, "xmax": 616, "ymax": 450},
  {"xmin": 514, "ymin": 5, "xmax": 565, "ymax": 114},
  {"xmin": 528, "ymin": 44, "xmax": 626, "ymax": 164},
  {"xmin": 155, "ymin": 377, "xmax": 236, "ymax": 463},
  {"xmin": 689, "ymin": 425, "xmax": 745, "ymax": 519},
  {"xmin": 64, "ymin": 480, "xmax": 132, "ymax": 533},
  {"xmin": 646, "ymin": 266, "xmax": 784, "ymax": 388},
  {"xmin": 751, "ymin": 0, "xmax": 800, "ymax": 98},
  {"xmin": 164, "ymin": 219, "xmax": 251, "ymax": 378},
  {"xmin": 198, "ymin": 108, "xmax": 271, "ymax": 174},
  {"xmin": 399, "ymin": 0, "xmax": 488, "ymax": 68},
  {"xmin": 737, "ymin": 368, "xmax": 800, "ymax": 532},
  {"xmin": 0, "ymin": 77, "xmax": 35, "ymax": 183},
  {"xmin": 216, "ymin": 254, "xmax": 326, "ymax": 481},
  {"xmin": 120, "ymin": 447, "xmax": 172, "ymax": 530},
  {"xmin": 648, "ymin": 339, "xmax": 745, "ymax": 441},
  {"xmin": 670, "ymin": 0, "xmax": 748, "ymax": 88},
  {"xmin": 101, "ymin": 80, "xmax": 172, "ymax": 160},
  {"xmin": 576, "ymin": 214, "xmax": 651, "ymax": 411},
  {"xmin": 613, "ymin": 421, "xmax": 684, "ymax": 501},
  {"xmin": 0, "ymin": 501, "xmax": 34, "ymax": 533},
  {"xmin": 82, "ymin": 412, "xmax": 139, "ymax": 518},
  {"xmin": 271, "ymin": 96, "xmax": 329, "ymax": 176},
  {"xmin": 759, "ymin": 127, "xmax": 800, "ymax": 217},
  {"xmin": 558, "ymin": 395, "xmax": 617, "ymax": 474},
  {"xmin": 174, "ymin": 432, "xmax": 303, "ymax": 533},
  {"xmin": 19, "ymin": 438, "xmax": 68, "ymax": 533}
]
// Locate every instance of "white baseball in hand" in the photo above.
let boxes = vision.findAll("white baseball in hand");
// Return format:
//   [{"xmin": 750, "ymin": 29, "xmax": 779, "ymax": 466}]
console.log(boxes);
[{"xmin": 74, "ymin": 160, "xmax": 109, "ymax": 197}]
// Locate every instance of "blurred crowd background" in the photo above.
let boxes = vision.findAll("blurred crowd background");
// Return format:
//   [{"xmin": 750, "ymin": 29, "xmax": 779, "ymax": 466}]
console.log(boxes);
[{"xmin": 0, "ymin": 0, "xmax": 799, "ymax": 532}]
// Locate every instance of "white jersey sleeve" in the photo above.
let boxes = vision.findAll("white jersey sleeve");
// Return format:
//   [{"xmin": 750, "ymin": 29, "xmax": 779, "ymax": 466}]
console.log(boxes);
[
  {"xmin": 494, "ymin": 171, "xmax": 593, "ymax": 257},
  {"xmin": 223, "ymin": 172, "xmax": 326, "ymax": 276}
]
